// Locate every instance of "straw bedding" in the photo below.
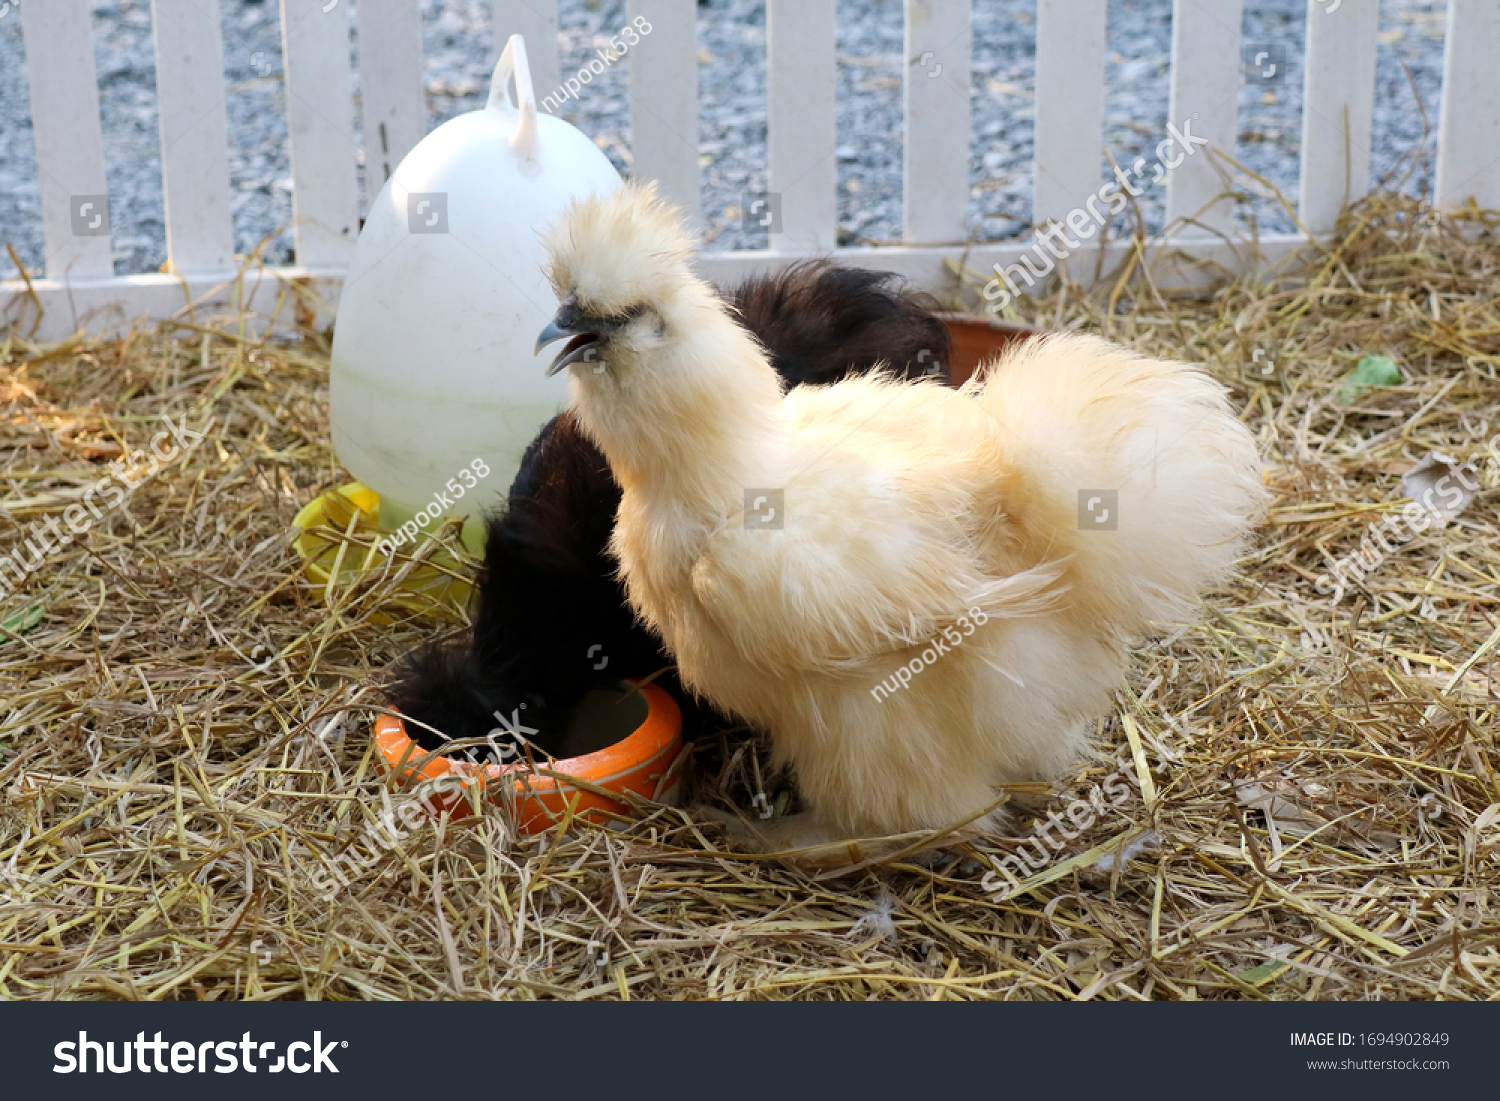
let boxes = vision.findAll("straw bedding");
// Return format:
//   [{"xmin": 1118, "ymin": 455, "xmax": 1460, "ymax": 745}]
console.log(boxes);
[{"xmin": 1, "ymin": 193, "xmax": 1497, "ymax": 1000}]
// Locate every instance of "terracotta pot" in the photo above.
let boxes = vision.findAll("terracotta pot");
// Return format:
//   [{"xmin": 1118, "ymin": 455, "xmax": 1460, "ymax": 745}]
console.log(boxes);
[{"xmin": 938, "ymin": 313, "xmax": 1044, "ymax": 387}]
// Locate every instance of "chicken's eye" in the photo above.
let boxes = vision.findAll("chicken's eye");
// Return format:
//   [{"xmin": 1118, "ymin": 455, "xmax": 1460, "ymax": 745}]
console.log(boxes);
[{"xmin": 604, "ymin": 304, "xmax": 646, "ymax": 328}]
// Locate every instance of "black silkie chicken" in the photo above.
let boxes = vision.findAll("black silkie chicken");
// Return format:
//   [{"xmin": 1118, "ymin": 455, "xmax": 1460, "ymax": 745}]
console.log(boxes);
[{"xmin": 388, "ymin": 261, "xmax": 951, "ymax": 754}]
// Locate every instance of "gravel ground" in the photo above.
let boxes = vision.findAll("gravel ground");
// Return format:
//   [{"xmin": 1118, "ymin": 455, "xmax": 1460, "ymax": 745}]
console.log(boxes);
[{"xmin": 0, "ymin": 0, "xmax": 1450, "ymax": 278}]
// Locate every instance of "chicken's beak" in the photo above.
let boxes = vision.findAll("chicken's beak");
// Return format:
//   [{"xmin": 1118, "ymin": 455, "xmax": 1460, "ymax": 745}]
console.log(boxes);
[
  {"xmin": 535, "ymin": 318, "xmax": 584, "ymax": 376},
  {"xmin": 536, "ymin": 294, "xmax": 616, "ymax": 377}
]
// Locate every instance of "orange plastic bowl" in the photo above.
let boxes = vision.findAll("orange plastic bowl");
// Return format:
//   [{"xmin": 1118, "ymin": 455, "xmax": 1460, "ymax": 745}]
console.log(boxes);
[{"xmin": 375, "ymin": 682, "xmax": 683, "ymax": 834}]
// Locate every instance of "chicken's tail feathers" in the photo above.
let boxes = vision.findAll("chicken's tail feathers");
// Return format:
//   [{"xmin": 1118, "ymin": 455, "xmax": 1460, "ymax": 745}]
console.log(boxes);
[{"xmin": 975, "ymin": 332, "xmax": 1266, "ymax": 631}]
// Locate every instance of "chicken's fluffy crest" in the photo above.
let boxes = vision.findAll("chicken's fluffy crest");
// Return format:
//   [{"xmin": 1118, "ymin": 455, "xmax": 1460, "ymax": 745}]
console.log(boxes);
[{"xmin": 543, "ymin": 181, "xmax": 697, "ymax": 318}]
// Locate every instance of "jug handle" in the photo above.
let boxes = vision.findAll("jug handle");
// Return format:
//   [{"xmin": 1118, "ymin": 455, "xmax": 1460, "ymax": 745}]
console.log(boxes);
[{"xmin": 488, "ymin": 34, "xmax": 538, "ymax": 160}]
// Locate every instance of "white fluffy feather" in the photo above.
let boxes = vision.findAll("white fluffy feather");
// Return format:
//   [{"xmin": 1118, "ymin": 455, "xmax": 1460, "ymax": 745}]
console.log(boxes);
[{"xmin": 542, "ymin": 183, "xmax": 1267, "ymax": 858}]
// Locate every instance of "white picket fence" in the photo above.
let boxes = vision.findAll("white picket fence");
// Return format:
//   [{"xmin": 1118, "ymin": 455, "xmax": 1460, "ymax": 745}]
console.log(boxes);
[{"xmin": 3, "ymin": 0, "xmax": 1500, "ymax": 342}]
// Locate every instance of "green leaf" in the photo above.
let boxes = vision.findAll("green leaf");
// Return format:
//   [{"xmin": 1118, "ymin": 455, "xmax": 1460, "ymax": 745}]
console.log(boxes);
[
  {"xmin": 1237, "ymin": 959, "xmax": 1291, "ymax": 987},
  {"xmin": 0, "ymin": 605, "xmax": 44, "ymax": 642},
  {"xmin": 1335, "ymin": 354, "xmax": 1402, "ymax": 404}
]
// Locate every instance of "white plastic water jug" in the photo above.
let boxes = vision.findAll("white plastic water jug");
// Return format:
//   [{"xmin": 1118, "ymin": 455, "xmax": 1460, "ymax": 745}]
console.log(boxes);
[{"xmin": 329, "ymin": 35, "xmax": 621, "ymax": 543}]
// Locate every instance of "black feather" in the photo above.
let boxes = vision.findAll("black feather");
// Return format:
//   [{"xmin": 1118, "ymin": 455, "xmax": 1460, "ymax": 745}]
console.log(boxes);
[
  {"xmin": 728, "ymin": 259, "xmax": 951, "ymax": 388},
  {"xmin": 386, "ymin": 262, "xmax": 951, "ymax": 755}
]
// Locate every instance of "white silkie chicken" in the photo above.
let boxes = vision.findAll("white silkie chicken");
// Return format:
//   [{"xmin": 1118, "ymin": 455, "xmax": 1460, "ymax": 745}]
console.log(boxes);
[{"xmin": 535, "ymin": 182, "xmax": 1265, "ymax": 859}]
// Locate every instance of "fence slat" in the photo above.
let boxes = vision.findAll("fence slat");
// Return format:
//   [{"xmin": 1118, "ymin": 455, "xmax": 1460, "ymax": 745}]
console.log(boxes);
[
  {"xmin": 1298, "ymin": 0, "xmax": 1378, "ymax": 234},
  {"xmin": 903, "ymin": 0, "xmax": 971, "ymax": 244},
  {"xmin": 626, "ymin": 0, "xmax": 700, "ymax": 231},
  {"xmin": 279, "ymin": 0, "xmax": 361, "ymax": 268},
  {"xmin": 20, "ymin": 0, "xmax": 113, "ymax": 279},
  {"xmin": 356, "ymin": 1, "xmax": 426, "ymax": 188},
  {"xmin": 1436, "ymin": 0, "xmax": 1500, "ymax": 211},
  {"xmin": 150, "ymin": 0, "xmax": 235, "ymax": 275},
  {"xmin": 1164, "ymin": 0, "xmax": 1243, "ymax": 235},
  {"xmin": 1032, "ymin": 0, "xmax": 1106, "ymax": 231},
  {"xmin": 767, "ymin": 0, "xmax": 835, "ymax": 253},
  {"xmin": 493, "ymin": 0, "xmax": 561, "ymax": 112}
]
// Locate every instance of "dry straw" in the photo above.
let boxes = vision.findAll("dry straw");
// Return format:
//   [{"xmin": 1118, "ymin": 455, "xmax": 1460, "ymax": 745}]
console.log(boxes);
[{"xmin": 1, "ymin": 190, "xmax": 1498, "ymax": 1000}]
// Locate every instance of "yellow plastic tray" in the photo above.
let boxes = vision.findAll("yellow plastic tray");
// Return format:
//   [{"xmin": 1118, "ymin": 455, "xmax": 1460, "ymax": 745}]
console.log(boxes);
[{"xmin": 291, "ymin": 482, "xmax": 474, "ymax": 619}]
